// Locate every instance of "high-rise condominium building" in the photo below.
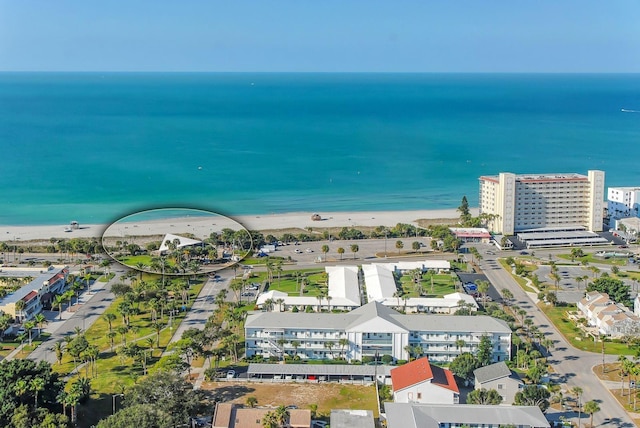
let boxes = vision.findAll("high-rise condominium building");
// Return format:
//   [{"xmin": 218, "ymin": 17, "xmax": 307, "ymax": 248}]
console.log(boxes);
[{"xmin": 479, "ymin": 170, "xmax": 605, "ymax": 235}]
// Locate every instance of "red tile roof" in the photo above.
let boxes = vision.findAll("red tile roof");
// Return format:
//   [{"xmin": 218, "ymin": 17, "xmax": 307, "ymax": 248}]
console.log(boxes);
[
  {"xmin": 391, "ymin": 357, "xmax": 459, "ymax": 393},
  {"xmin": 391, "ymin": 357, "xmax": 434, "ymax": 391},
  {"xmin": 22, "ymin": 290, "xmax": 38, "ymax": 302}
]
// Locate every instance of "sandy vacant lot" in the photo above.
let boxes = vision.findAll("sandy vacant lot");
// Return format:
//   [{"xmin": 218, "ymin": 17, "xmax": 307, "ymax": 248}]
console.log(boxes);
[{"xmin": 202, "ymin": 381, "xmax": 378, "ymax": 416}]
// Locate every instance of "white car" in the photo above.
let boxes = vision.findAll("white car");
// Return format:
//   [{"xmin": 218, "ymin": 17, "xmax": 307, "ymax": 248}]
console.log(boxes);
[
  {"xmin": 226, "ymin": 370, "xmax": 236, "ymax": 379},
  {"xmin": 305, "ymin": 248, "xmax": 313, "ymax": 253},
  {"xmin": 294, "ymin": 249, "xmax": 301, "ymax": 253}
]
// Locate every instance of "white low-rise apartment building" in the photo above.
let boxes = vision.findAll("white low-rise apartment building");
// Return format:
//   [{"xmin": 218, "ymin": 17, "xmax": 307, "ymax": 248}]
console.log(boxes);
[
  {"xmin": 479, "ymin": 170, "xmax": 605, "ymax": 235},
  {"xmin": 245, "ymin": 301, "xmax": 511, "ymax": 363},
  {"xmin": 578, "ymin": 291, "xmax": 640, "ymax": 338}
]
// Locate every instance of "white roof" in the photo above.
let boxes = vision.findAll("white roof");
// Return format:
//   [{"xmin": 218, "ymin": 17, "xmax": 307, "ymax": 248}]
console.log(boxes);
[
  {"xmin": 158, "ymin": 233, "xmax": 203, "ymax": 252},
  {"xmin": 374, "ymin": 260, "xmax": 451, "ymax": 272},
  {"xmin": 378, "ymin": 293, "xmax": 478, "ymax": 310},
  {"xmin": 363, "ymin": 264, "xmax": 397, "ymax": 300},
  {"xmin": 255, "ymin": 290, "xmax": 360, "ymax": 309},
  {"xmin": 326, "ymin": 265, "xmax": 360, "ymax": 305}
]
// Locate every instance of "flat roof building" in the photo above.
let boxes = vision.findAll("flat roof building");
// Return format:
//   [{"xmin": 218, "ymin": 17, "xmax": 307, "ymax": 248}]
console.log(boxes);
[{"xmin": 479, "ymin": 170, "xmax": 605, "ymax": 235}]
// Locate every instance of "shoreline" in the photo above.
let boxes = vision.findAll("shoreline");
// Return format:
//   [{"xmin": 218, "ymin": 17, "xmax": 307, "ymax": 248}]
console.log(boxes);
[{"xmin": 0, "ymin": 208, "xmax": 475, "ymax": 242}]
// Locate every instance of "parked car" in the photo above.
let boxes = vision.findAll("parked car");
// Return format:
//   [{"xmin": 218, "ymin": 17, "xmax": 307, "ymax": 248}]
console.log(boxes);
[
  {"xmin": 226, "ymin": 370, "xmax": 236, "ymax": 379},
  {"xmin": 305, "ymin": 248, "xmax": 313, "ymax": 253}
]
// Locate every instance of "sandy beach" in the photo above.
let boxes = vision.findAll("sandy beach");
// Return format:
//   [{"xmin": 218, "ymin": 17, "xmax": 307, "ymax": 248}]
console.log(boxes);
[{"xmin": 0, "ymin": 208, "xmax": 475, "ymax": 242}]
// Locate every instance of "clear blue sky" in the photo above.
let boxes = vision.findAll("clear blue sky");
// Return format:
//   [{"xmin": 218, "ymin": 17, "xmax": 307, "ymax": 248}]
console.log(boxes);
[{"xmin": 1, "ymin": 0, "xmax": 638, "ymax": 72}]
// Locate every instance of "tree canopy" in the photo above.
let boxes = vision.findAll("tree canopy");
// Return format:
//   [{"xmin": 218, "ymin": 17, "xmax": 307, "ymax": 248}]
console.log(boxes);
[
  {"xmin": 466, "ymin": 388, "xmax": 503, "ymax": 405},
  {"xmin": 124, "ymin": 371, "xmax": 204, "ymax": 427},
  {"xmin": 0, "ymin": 359, "xmax": 65, "ymax": 426},
  {"xmin": 449, "ymin": 352, "xmax": 479, "ymax": 381},
  {"xmin": 96, "ymin": 404, "xmax": 172, "ymax": 428},
  {"xmin": 513, "ymin": 385, "xmax": 550, "ymax": 412},
  {"xmin": 587, "ymin": 277, "xmax": 631, "ymax": 307}
]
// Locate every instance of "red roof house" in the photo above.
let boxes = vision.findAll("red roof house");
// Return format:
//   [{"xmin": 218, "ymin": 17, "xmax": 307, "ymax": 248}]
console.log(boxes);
[{"xmin": 390, "ymin": 357, "xmax": 459, "ymax": 404}]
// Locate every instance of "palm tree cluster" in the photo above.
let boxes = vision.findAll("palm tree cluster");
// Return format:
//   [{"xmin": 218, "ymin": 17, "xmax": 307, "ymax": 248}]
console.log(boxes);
[
  {"xmin": 618, "ymin": 355, "xmax": 640, "ymax": 411},
  {"xmin": 261, "ymin": 405, "xmax": 290, "ymax": 428}
]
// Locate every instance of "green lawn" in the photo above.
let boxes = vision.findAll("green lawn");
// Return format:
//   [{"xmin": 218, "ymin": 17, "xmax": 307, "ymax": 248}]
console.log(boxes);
[
  {"xmin": 556, "ymin": 253, "xmax": 631, "ymax": 266},
  {"xmin": 539, "ymin": 304, "xmax": 635, "ymax": 355},
  {"xmin": 239, "ymin": 268, "xmax": 327, "ymax": 297},
  {"xmin": 497, "ymin": 259, "xmax": 537, "ymax": 293},
  {"xmin": 398, "ymin": 273, "xmax": 457, "ymax": 297}
]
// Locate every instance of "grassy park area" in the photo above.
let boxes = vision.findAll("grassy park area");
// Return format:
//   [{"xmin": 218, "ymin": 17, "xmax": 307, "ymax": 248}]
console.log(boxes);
[{"xmin": 38, "ymin": 278, "xmax": 205, "ymax": 427}]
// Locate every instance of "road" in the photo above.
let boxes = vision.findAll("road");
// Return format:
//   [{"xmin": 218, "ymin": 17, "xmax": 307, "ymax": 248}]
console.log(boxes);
[
  {"xmin": 27, "ymin": 271, "xmax": 124, "ymax": 364},
  {"xmin": 475, "ymin": 244, "xmax": 636, "ymax": 427}
]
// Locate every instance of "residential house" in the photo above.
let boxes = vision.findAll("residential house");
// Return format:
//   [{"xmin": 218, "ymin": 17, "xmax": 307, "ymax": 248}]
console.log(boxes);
[
  {"xmin": 212, "ymin": 403, "xmax": 311, "ymax": 428},
  {"xmin": 330, "ymin": 409, "xmax": 375, "ymax": 428},
  {"xmin": 391, "ymin": 357, "xmax": 459, "ymax": 404},
  {"xmin": 473, "ymin": 361, "xmax": 523, "ymax": 405}
]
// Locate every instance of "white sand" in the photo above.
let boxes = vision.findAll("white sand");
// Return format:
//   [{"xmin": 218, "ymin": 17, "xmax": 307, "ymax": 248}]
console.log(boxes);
[{"xmin": 0, "ymin": 208, "xmax": 475, "ymax": 242}]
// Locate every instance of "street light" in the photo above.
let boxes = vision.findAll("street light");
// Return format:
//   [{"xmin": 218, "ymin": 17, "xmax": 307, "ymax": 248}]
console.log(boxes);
[{"xmin": 112, "ymin": 393, "xmax": 124, "ymax": 415}]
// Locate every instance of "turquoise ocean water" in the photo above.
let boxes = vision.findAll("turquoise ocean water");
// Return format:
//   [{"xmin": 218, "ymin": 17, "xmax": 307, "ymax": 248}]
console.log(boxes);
[{"xmin": 1, "ymin": 73, "xmax": 639, "ymax": 226}]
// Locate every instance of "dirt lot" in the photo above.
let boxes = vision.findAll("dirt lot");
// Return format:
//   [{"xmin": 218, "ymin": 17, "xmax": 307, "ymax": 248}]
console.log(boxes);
[{"xmin": 202, "ymin": 381, "xmax": 378, "ymax": 417}]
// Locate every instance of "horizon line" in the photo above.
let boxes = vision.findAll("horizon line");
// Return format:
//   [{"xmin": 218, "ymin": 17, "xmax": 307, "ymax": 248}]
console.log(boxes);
[{"xmin": 1, "ymin": 70, "xmax": 640, "ymax": 75}]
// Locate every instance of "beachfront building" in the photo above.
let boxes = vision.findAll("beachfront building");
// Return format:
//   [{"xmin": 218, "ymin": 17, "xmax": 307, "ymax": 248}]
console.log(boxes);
[
  {"xmin": 384, "ymin": 403, "xmax": 550, "ymax": 428},
  {"xmin": 0, "ymin": 266, "xmax": 69, "ymax": 322},
  {"xmin": 479, "ymin": 170, "xmax": 605, "ymax": 235},
  {"xmin": 245, "ymin": 301, "xmax": 511, "ymax": 363},
  {"xmin": 578, "ymin": 291, "xmax": 640, "ymax": 338},
  {"xmin": 608, "ymin": 186, "xmax": 640, "ymax": 222},
  {"xmin": 390, "ymin": 357, "xmax": 459, "ymax": 404}
]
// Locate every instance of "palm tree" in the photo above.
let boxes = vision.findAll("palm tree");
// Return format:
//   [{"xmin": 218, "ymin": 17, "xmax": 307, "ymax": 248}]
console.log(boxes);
[
  {"xmin": 14, "ymin": 300, "xmax": 26, "ymax": 323},
  {"xmin": 273, "ymin": 405, "xmax": 290, "ymax": 427},
  {"xmin": 500, "ymin": 288, "xmax": 513, "ymax": 308},
  {"xmin": 475, "ymin": 280, "xmax": 490, "ymax": 307},
  {"xmin": 337, "ymin": 247, "xmax": 345, "ymax": 260},
  {"xmin": 53, "ymin": 341, "xmax": 65, "ymax": 365},
  {"xmin": 34, "ymin": 313, "xmax": 47, "ymax": 336},
  {"xmin": 584, "ymin": 400, "xmax": 600, "ymax": 427},
  {"xmin": 246, "ymin": 396, "xmax": 258, "ymax": 408},
  {"xmin": 14, "ymin": 379, "xmax": 28, "ymax": 400},
  {"xmin": 102, "ymin": 313, "xmax": 116, "ymax": 334},
  {"xmin": 395, "ymin": 240, "xmax": 404, "ymax": 255},
  {"xmin": 571, "ymin": 386, "xmax": 583, "ymax": 428},
  {"xmin": 24, "ymin": 320, "xmax": 36, "ymax": 346},
  {"xmin": 350, "ymin": 244, "xmax": 359, "ymax": 260},
  {"xmin": 321, "ymin": 244, "xmax": 329, "ymax": 261},
  {"xmin": 29, "ymin": 377, "xmax": 45, "ymax": 409}
]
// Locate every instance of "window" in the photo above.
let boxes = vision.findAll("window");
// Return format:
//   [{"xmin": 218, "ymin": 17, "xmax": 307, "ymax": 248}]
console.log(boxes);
[
  {"xmin": 417, "ymin": 393, "xmax": 422, "ymax": 399},
  {"xmin": 498, "ymin": 383, "xmax": 504, "ymax": 390}
]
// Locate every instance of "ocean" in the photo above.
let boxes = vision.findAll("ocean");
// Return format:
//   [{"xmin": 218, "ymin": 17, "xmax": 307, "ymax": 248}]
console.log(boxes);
[{"xmin": 1, "ymin": 73, "xmax": 639, "ymax": 226}]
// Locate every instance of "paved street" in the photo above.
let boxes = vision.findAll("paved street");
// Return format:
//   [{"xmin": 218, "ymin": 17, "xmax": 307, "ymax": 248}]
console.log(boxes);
[{"xmin": 475, "ymin": 244, "xmax": 636, "ymax": 427}]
